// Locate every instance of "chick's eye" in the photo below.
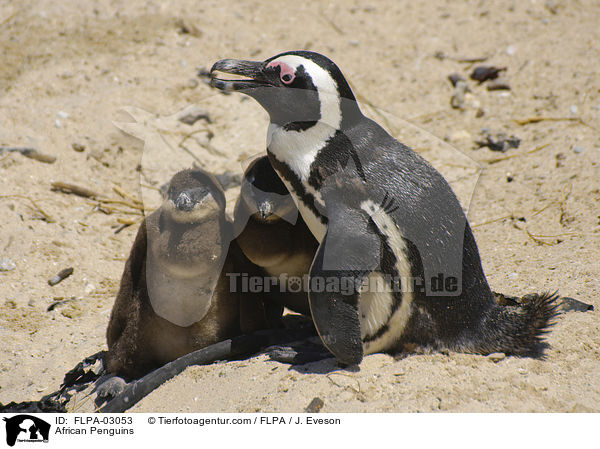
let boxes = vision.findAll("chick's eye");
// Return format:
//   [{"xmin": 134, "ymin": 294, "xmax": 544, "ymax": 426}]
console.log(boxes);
[{"xmin": 281, "ymin": 73, "xmax": 294, "ymax": 84}]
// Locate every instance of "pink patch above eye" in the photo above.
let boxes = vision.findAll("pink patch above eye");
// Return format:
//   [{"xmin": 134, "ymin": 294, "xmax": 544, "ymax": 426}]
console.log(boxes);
[{"xmin": 266, "ymin": 61, "xmax": 295, "ymax": 84}]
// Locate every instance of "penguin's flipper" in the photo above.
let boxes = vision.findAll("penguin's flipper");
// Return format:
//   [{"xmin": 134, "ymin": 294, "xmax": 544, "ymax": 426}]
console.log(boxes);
[{"xmin": 308, "ymin": 209, "xmax": 381, "ymax": 366}]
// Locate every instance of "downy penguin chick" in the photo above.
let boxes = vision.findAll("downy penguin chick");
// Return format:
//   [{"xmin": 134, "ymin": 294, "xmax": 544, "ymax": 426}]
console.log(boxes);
[
  {"xmin": 105, "ymin": 168, "xmax": 276, "ymax": 379},
  {"xmin": 234, "ymin": 156, "xmax": 317, "ymax": 316}
]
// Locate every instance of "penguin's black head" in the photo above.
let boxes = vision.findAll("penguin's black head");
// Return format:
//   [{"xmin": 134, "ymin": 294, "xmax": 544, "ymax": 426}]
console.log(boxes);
[
  {"xmin": 238, "ymin": 156, "xmax": 297, "ymax": 224},
  {"xmin": 210, "ymin": 51, "xmax": 362, "ymax": 129},
  {"xmin": 164, "ymin": 169, "xmax": 226, "ymax": 224}
]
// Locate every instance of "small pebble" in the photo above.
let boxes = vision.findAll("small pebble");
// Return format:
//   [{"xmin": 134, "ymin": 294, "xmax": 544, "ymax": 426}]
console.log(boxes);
[
  {"xmin": 450, "ymin": 81, "xmax": 469, "ymax": 109},
  {"xmin": 470, "ymin": 65, "xmax": 506, "ymax": 83},
  {"xmin": 573, "ymin": 145, "xmax": 585, "ymax": 154},
  {"xmin": 72, "ymin": 143, "xmax": 85, "ymax": 152},
  {"xmin": 506, "ymin": 45, "xmax": 517, "ymax": 56},
  {"xmin": 57, "ymin": 111, "xmax": 69, "ymax": 119},
  {"xmin": 487, "ymin": 352, "xmax": 506, "ymax": 362},
  {"xmin": 448, "ymin": 73, "xmax": 465, "ymax": 87},
  {"xmin": 84, "ymin": 283, "xmax": 96, "ymax": 294},
  {"xmin": 450, "ymin": 130, "xmax": 471, "ymax": 141},
  {"xmin": 348, "ymin": 39, "xmax": 360, "ymax": 46},
  {"xmin": 187, "ymin": 78, "xmax": 199, "ymax": 89},
  {"xmin": 570, "ymin": 105, "xmax": 579, "ymax": 115},
  {"xmin": 0, "ymin": 258, "xmax": 16, "ymax": 271},
  {"xmin": 305, "ymin": 397, "xmax": 324, "ymax": 413}
]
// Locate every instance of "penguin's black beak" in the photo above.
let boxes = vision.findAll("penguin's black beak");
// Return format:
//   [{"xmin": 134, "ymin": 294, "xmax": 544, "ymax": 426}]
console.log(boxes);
[{"xmin": 210, "ymin": 59, "xmax": 271, "ymax": 92}]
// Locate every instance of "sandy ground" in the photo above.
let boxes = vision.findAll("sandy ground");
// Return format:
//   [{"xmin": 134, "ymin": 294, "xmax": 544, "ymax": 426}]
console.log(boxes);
[{"xmin": 1, "ymin": 0, "xmax": 599, "ymax": 412}]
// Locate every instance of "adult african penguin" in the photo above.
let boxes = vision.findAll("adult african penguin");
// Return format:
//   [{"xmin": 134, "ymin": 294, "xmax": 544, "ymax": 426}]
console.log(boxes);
[
  {"xmin": 234, "ymin": 155, "xmax": 317, "ymax": 316},
  {"xmin": 211, "ymin": 51, "xmax": 558, "ymax": 365}
]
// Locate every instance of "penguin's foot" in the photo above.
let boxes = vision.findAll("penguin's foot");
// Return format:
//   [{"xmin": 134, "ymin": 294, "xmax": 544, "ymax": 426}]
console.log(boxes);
[
  {"xmin": 267, "ymin": 338, "xmax": 333, "ymax": 365},
  {"xmin": 96, "ymin": 376, "xmax": 128, "ymax": 399}
]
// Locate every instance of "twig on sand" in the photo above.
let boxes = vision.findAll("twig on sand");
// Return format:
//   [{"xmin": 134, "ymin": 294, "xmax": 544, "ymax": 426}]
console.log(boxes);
[
  {"xmin": 320, "ymin": 10, "xmax": 344, "ymax": 35},
  {"xmin": 0, "ymin": 10, "xmax": 18, "ymax": 27},
  {"xmin": 113, "ymin": 186, "xmax": 143, "ymax": 206},
  {"xmin": 326, "ymin": 373, "xmax": 361, "ymax": 393},
  {"xmin": 0, "ymin": 194, "xmax": 55, "ymax": 222},
  {"xmin": 523, "ymin": 227, "xmax": 582, "ymax": 246},
  {"xmin": 48, "ymin": 267, "xmax": 74, "ymax": 286},
  {"xmin": 454, "ymin": 55, "xmax": 490, "ymax": 63},
  {"xmin": 117, "ymin": 217, "xmax": 141, "ymax": 225},
  {"xmin": 0, "ymin": 146, "xmax": 56, "ymax": 164},
  {"xmin": 177, "ymin": 128, "xmax": 225, "ymax": 159},
  {"xmin": 51, "ymin": 181, "xmax": 100, "ymax": 199},
  {"xmin": 114, "ymin": 217, "xmax": 142, "ymax": 234},
  {"xmin": 52, "ymin": 181, "xmax": 144, "ymax": 212},
  {"xmin": 94, "ymin": 198, "xmax": 144, "ymax": 211},
  {"xmin": 471, "ymin": 214, "xmax": 516, "ymax": 228},
  {"xmin": 484, "ymin": 143, "xmax": 551, "ymax": 164},
  {"xmin": 47, "ymin": 295, "xmax": 79, "ymax": 311},
  {"xmin": 513, "ymin": 116, "xmax": 597, "ymax": 131}
]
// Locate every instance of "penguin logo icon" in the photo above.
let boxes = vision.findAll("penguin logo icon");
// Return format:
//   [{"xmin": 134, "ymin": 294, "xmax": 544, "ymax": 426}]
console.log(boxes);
[{"xmin": 3, "ymin": 415, "xmax": 51, "ymax": 446}]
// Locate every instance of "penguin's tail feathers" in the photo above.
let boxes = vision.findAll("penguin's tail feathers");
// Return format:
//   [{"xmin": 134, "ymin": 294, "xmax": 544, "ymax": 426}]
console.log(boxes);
[{"xmin": 477, "ymin": 291, "xmax": 560, "ymax": 356}]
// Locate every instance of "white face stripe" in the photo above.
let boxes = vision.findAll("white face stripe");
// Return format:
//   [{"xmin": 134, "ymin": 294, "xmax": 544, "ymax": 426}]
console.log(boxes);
[
  {"xmin": 360, "ymin": 200, "xmax": 415, "ymax": 354},
  {"xmin": 266, "ymin": 55, "xmax": 343, "ymax": 182},
  {"xmin": 266, "ymin": 55, "xmax": 341, "ymax": 242}
]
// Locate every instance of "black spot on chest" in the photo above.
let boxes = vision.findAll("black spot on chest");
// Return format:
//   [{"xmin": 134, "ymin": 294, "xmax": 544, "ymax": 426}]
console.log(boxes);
[
  {"xmin": 307, "ymin": 130, "xmax": 367, "ymax": 191},
  {"xmin": 267, "ymin": 152, "xmax": 327, "ymax": 227}
]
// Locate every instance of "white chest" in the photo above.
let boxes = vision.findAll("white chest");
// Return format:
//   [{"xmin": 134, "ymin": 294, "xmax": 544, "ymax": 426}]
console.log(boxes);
[
  {"xmin": 267, "ymin": 123, "xmax": 331, "ymax": 242},
  {"xmin": 145, "ymin": 252, "xmax": 216, "ymax": 327}
]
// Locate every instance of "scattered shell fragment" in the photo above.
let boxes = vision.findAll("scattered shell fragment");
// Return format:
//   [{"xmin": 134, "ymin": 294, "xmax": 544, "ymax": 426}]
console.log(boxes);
[
  {"xmin": 178, "ymin": 105, "xmax": 211, "ymax": 125},
  {"xmin": 450, "ymin": 81, "xmax": 470, "ymax": 109},
  {"xmin": 487, "ymin": 352, "xmax": 506, "ymax": 362},
  {"xmin": 48, "ymin": 267, "xmax": 74, "ymax": 286},
  {"xmin": 0, "ymin": 258, "xmax": 16, "ymax": 271}
]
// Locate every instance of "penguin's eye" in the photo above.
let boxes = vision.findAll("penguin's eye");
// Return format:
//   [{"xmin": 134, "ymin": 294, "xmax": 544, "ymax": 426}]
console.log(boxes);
[
  {"xmin": 281, "ymin": 73, "xmax": 294, "ymax": 84},
  {"xmin": 266, "ymin": 61, "xmax": 296, "ymax": 85}
]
